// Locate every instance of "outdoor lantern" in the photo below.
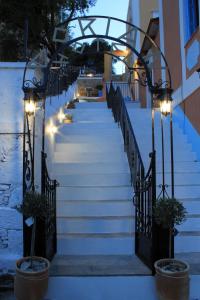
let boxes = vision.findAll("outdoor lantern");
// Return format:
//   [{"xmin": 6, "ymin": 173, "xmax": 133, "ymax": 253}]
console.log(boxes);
[
  {"xmin": 24, "ymin": 91, "xmax": 36, "ymax": 116},
  {"xmin": 46, "ymin": 119, "xmax": 58, "ymax": 135},
  {"xmin": 158, "ymin": 88, "xmax": 173, "ymax": 116},
  {"xmin": 57, "ymin": 108, "xmax": 65, "ymax": 123},
  {"xmin": 25, "ymin": 100, "xmax": 36, "ymax": 116}
]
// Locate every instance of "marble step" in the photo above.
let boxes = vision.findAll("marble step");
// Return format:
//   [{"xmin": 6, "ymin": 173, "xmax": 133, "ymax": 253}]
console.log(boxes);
[
  {"xmin": 156, "ymin": 173, "xmax": 200, "ymax": 185},
  {"xmin": 57, "ymin": 234, "xmax": 134, "ymax": 255},
  {"xmin": 52, "ymin": 162, "xmax": 130, "ymax": 175},
  {"xmin": 53, "ymin": 151, "xmax": 129, "ymax": 163},
  {"xmin": 50, "ymin": 255, "xmax": 151, "ymax": 276},
  {"xmin": 55, "ymin": 142, "xmax": 125, "ymax": 153},
  {"xmin": 180, "ymin": 199, "xmax": 200, "ymax": 214},
  {"xmin": 175, "ymin": 236, "xmax": 200, "ymax": 253},
  {"xmin": 157, "ymin": 185, "xmax": 200, "ymax": 199},
  {"xmin": 59, "ymin": 122, "xmax": 119, "ymax": 131},
  {"xmin": 55, "ymin": 134, "xmax": 124, "ymax": 144},
  {"xmin": 57, "ymin": 200, "xmax": 134, "ymax": 217},
  {"xmin": 155, "ymin": 161, "xmax": 200, "ymax": 173},
  {"xmin": 59, "ymin": 127, "xmax": 121, "ymax": 136},
  {"xmin": 177, "ymin": 217, "xmax": 200, "ymax": 232},
  {"xmin": 57, "ymin": 186, "xmax": 133, "ymax": 201},
  {"xmin": 57, "ymin": 216, "xmax": 134, "ymax": 234},
  {"xmin": 75, "ymin": 102, "xmax": 108, "ymax": 109},
  {"xmin": 56, "ymin": 173, "xmax": 131, "ymax": 186}
]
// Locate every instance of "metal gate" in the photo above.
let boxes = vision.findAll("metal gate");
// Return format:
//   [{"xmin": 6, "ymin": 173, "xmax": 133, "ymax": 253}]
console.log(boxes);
[{"xmin": 107, "ymin": 84, "xmax": 159, "ymax": 272}]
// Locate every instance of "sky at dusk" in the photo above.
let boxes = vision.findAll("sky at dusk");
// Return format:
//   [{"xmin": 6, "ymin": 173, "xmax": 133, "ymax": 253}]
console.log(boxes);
[
  {"xmin": 88, "ymin": 0, "xmax": 130, "ymax": 73},
  {"xmin": 88, "ymin": 0, "xmax": 129, "ymax": 21}
]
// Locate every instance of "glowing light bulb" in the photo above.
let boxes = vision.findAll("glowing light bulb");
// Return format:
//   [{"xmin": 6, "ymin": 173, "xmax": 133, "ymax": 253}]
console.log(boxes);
[
  {"xmin": 46, "ymin": 120, "xmax": 58, "ymax": 135},
  {"xmin": 25, "ymin": 101, "xmax": 36, "ymax": 115},
  {"xmin": 58, "ymin": 109, "xmax": 65, "ymax": 123},
  {"xmin": 160, "ymin": 100, "xmax": 171, "ymax": 116}
]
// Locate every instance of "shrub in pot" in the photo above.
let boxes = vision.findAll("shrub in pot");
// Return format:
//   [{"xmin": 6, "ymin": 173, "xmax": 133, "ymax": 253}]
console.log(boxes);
[
  {"xmin": 14, "ymin": 192, "xmax": 50, "ymax": 300},
  {"xmin": 153, "ymin": 197, "xmax": 189, "ymax": 300},
  {"xmin": 64, "ymin": 113, "xmax": 73, "ymax": 124}
]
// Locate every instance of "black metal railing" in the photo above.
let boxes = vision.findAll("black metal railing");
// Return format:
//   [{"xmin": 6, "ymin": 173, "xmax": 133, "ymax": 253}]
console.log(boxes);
[
  {"xmin": 107, "ymin": 84, "xmax": 157, "ymax": 271},
  {"xmin": 40, "ymin": 151, "xmax": 58, "ymax": 260}
]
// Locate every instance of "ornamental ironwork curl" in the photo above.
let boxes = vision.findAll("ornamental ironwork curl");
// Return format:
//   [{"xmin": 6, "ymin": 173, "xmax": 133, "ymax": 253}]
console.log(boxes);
[{"xmin": 23, "ymin": 78, "xmax": 43, "ymax": 89}]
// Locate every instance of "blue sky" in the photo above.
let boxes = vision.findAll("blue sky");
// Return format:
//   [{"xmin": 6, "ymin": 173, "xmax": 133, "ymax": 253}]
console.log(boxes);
[
  {"xmin": 88, "ymin": 0, "xmax": 129, "ymax": 20},
  {"xmin": 88, "ymin": 0, "xmax": 130, "ymax": 73}
]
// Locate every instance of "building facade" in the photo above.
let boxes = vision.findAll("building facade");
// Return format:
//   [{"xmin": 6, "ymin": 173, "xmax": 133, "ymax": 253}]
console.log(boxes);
[{"xmin": 127, "ymin": 0, "xmax": 200, "ymax": 158}]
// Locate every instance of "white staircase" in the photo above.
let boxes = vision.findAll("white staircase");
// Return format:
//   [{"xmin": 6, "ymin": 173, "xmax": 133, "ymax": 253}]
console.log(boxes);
[
  {"xmin": 128, "ymin": 107, "xmax": 200, "ymax": 267},
  {"xmin": 52, "ymin": 102, "xmax": 134, "ymax": 257}
]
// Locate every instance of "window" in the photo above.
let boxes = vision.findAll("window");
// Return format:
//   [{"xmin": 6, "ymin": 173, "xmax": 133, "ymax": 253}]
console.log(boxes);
[{"xmin": 184, "ymin": 0, "xmax": 199, "ymax": 43}]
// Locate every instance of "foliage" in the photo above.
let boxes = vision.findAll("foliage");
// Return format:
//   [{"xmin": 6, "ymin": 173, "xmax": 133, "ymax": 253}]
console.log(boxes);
[
  {"xmin": 17, "ymin": 191, "xmax": 49, "ymax": 219},
  {"xmin": 67, "ymin": 39, "xmax": 116, "ymax": 73},
  {"xmin": 66, "ymin": 101, "xmax": 76, "ymax": 109},
  {"xmin": 154, "ymin": 198, "xmax": 187, "ymax": 229},
  {"xmin": 96, "ymin": 84, "xmax": 103, "ymax": 90},
  {"xmin": 16, "ymin": 191, "xmax": 49, "ymax": 262},
  {"xmin": 65, "ymin": 113, "xmax": 73, "ymax": 121},
  {"xmin": 0, "ymin": 0, "xmax": 96, "ymax": 60}
]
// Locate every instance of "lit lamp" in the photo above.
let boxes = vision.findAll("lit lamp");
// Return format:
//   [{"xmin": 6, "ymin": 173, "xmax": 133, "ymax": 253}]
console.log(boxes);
[
  {"xmin": 155, "ymin": 87, "xmax": 174, "ymax": 199},
  {"xmin": 46, "ymin": 119, "xmax": 58, "ymax": 135},
  {"xmin": 57, "ymin": 109, "xmax": 65, "ymax": 123},
  {"xmin": 158, "ymin": 88, "xmax": 173, "ymax": 116},
  {"xmin": 24, "ymin": 91, "xmax": 36, "ymax": 116}
]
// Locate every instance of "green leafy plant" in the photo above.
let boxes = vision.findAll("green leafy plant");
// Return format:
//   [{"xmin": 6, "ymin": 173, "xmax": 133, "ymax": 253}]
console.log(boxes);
[
  {"xmin": 65, "ymin": 113, "xmax": 73, "ymax": 121},
  {"xmin": 66, "ymin": 101, "xmax": 76, "ymax": 109},
  {"xmin": 154, "ymin": 198, "xmax": 187, "ymax": 228},
  {"xmin": 154, "ymin": 197, "xmax": 187, "ymax": 258},
  {"xmin": 96, "ymin": 84, "xmax": 103, "ymax": 90},
  {"xmin": 16, "ymin": 192, "xmax": 49, "ymax": 268}
]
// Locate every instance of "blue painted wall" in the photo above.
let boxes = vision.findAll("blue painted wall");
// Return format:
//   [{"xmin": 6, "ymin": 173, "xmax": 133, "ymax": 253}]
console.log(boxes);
[{"xmin": 173, "ymin": 105, "xmax": 200, "ymax": 160}]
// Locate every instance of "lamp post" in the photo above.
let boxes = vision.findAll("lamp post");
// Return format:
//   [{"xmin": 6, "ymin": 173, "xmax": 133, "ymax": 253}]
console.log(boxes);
[
  {"xmin": 156, "ymin": 87, "xmax": 174, "ymax": 199},
  {"xmin": 23, "ymin": 89, "xmax": 37, "ymax": 192}
]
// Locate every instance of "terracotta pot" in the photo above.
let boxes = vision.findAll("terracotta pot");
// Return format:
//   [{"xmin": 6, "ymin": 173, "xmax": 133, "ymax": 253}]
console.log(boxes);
[
  {"xmin": 154, "ymin": 259, "xmax": 190, "ymax": 300},
  {"xmin": 64, "ymin": 119, "xmax": 73, "ymax": 124},
  {"xmin": 14, "ymin": 256, "xmax": 50, "ymax": 300}
]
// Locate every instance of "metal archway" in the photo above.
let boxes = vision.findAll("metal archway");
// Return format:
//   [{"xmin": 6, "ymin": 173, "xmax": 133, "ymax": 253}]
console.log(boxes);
[{"xmin": 22, "ymin": 15, "xmax": 174, "ymax": 270}]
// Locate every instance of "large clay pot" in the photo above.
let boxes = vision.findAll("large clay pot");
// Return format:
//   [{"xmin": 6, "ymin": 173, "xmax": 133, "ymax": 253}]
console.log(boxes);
[
  {"xmin": 154, "ymin": 259, "xmax": 190, "ymax": 300},
  {"xmin": 14, "ymin": 256, "xmax": 50, "ymax": 300}
]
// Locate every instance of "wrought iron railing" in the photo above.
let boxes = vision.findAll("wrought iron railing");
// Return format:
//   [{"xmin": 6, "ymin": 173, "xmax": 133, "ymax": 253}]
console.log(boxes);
[
  {"xmin": 106, "ymin": 81, "xmax": 134, "ymax": 100},
  {"xmin": 106, "ymin": 84, "xmax": 157, "ymax": 271},
  {"xmin": 40, "ymin": 151, "xmax": 58, "ymax": 260}
]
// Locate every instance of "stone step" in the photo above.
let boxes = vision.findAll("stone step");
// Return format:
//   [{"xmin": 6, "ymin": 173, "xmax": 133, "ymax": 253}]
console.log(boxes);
[
  {"xmin": 175, "ymin": 236, "xmax": 200, "ymax": 253},
  {"xmin": 180, "ymin": 199, "xmax": 200, "ymax": 214},
  {"xmin": 57, "ymin": 200, "xmax": 134, "ymax": 217},
  {"xmin": 57, "ymin": 234, "xmax": 134, "ymax": 255},
  {"xmin": 57, "ymin": 216, "xmax": 134, "ymax": 234},
  {"xmin": 55, "ymin": 134, "xmax": 124, "ymax": 144},
  {"xmin": 55, "ymin": 142, "xmax": 125, "ymax": 153},
  {"xmin": 75, "ymin": 102, "xmax": 108, "ymax": 109},
  {"xmin": 149, "ymin": 150, "xmax": 196, "ymax": 162},
  {"xmin": 52, "ymin": 162, "xmax": 130, "ymax": 175},
  {"xmin": 56, "ymin": 173, "xmax": 131, "ymax": 186},
  {"xmin": 59, "ymin": 127, "xmax": 121, "ymax": 136},
  {"xmin": 53, "ymin": 151, "xmax": 128, "ymax": 163},
  {"xmin": 57, "ymin": 186, "xmax": 133, "ymax": 201},
  {"xmin": 156, "ymin": 173, "xmax": 200, "ymax": 185},
  {"xmin": 59, "ymin": 122, "xmax": 119, "ymax": 131},
  {"xmin": 177, "ymin": 217, "xmax": 200, "ymax": 232},
  {"xmin": 157, "ymin": 185, "xmax": 200, "ymax": 199},
  {"xmin": 50, "ymin": 255, "xmax": 151, "ymax": 276},
  {"xmin": 155, "ymin": 161, "xmax": 200, "ymax": 172}
]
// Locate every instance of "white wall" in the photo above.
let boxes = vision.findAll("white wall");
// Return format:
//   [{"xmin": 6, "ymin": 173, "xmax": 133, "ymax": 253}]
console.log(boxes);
[{"xmin": 0, "ymin": 63, "xmax": 25, "ymax": 270}]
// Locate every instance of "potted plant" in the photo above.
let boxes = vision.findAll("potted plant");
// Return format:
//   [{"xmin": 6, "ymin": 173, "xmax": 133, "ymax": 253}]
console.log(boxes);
[
  {"xmin": 14, "ymin": 191, "xmax": 50, "ymax": 300},
  {"xmin": 153, "ymin": 197, "xmax": 189, "ymax": 300},
  {"xmin": 64, "ymin": 113, "xmax": 73, "ymax": 124},
  {"xmin": 96, "ymin": 84, "xmax": 103, "ymax": 97},
  {"xmin": 66, "ymin": 101, "xmax": 76, "ymax": 109}
]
